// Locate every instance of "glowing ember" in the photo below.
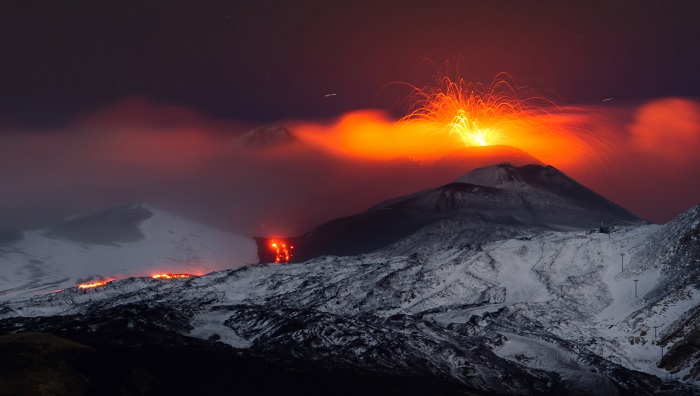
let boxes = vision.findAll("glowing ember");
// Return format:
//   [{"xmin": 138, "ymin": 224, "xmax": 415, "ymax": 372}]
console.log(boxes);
[
  {"xmin": 401, "ymin": 72, "xmax": 551, "ymax": 148},
  {"xmin": 77, "ymin": 280, "xmax": 112, "ymax": 289},
  {"xmin": 269, "ymin": 239, "xmax": 293, "ymax": 264},
  {"xmin": 151, "ymin": 273, "xmax": 193, "ymax": 279}
]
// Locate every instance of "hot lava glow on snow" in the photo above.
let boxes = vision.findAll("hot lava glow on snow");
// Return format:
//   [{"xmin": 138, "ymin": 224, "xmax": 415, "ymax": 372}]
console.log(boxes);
[
  {"xmin": 269, "ymin": 239, "xmax": 293, "ymax": 264},
  {"xmin": 74, "ymin": 274, "xmax": 196, "ymax": 290},
  {"xmin": 151, "ymin": 273, "xmax": 194, "ymax": 279},
  {"xmin": 77, "ymin": 280, "xmax": 113, "ymax": 289}
]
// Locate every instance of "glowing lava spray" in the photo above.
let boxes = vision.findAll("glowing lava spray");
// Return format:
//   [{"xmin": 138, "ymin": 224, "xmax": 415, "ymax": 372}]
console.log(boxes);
[
  {"xmin": 400, "ymin": 71, "xmax": 555, "ymax": 148},
  {"xmin": 269, "ymin": 239, "xmax": 293, "ymax": 264}
]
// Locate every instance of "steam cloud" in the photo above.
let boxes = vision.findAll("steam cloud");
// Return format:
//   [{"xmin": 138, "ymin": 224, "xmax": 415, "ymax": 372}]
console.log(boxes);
[{"xmin": 0, "ymin": 96, "xmax": 698, "ymax": 236}]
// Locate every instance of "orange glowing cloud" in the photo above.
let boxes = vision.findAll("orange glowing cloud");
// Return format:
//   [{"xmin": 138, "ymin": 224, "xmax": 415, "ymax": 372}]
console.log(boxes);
[
  {"xmin": 630, "ymin": 98, "xmax": 700, "ymax": 164},
  {"xmin": 1, "ymin": 94, "xmax": 699, "ymax": 238},
  {"xmin": 292, "ymin": 110, "xmax": 450, "ymax": 160},
  {"xmin": 291, "ymin": 74, "xmax": 602, "ymax": 172}
]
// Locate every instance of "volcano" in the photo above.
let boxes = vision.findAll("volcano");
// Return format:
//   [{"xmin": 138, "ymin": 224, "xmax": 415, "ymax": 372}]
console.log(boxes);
[
  {"xmin": 260, "ymin": 163, "xmax": 643, "ymax": 263},
  {"xmin": 2, "ymin": 203, "xmax": 699, "ymax": 394},
  {"xmin": 1, "ymin": 164, "xmax": 699, "ymax": 395}
]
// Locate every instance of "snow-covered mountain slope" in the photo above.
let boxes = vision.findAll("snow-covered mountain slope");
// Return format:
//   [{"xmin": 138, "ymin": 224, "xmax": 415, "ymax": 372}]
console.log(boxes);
[
  {"xmin": 266, "ymin": 163, "xmax": 644, "ymax": 263},
  {"xmin": 2, "ymin": 205, "xmax": 700, "ymax": 394},
  {"xmin": 612, "ymin": 205, "xmax": 700, "ymax": 380},
  {"xmin": 0, "ymin": 204, "xmax": 258, "ymax": 300},
  {"xmin": 456, "ymin": 163, "xmax": 639, "ymax": 224}
]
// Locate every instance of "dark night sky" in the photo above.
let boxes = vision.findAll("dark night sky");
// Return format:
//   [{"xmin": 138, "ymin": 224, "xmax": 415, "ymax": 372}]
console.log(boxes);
[
  {"xmin": 1, "ymin": 0, "xmax": 699, "ymax": 127},
  {"xmin": 1, "ymin": 1, "xmax": 699, "ymax": 234}
]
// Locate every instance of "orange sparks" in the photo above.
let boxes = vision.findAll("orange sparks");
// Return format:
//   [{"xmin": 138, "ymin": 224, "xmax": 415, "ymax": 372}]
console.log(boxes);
[
  {"xmin": 293, "ymin": 73, "xmax": 599, "ymax": 169},
  {"xmin": 269, "ymin": 239, "xmax": 293, "ymax": 264},
  {"xmin": 77, "ymin": 280, "xmax": 112, "ymax": 289},
  {"xmin": 400, "ymin": 72, "xmax": 554, "ymax": 149},
  {"xmin": 151, "ymin": 273, "xmax": 193, "ymax": 279},
  {"xmin": 391, "ymin": 69, "xmax": 603, "ymax": 169}
]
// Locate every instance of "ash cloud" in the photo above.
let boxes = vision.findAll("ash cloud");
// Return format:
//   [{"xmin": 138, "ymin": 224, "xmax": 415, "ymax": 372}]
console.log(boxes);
[
  {"xmin": 0, "ymin": 97, "xmax": 699, "ymax": 236},
  {"xmin": 0, "ymin": 98, "xmax": 445, "ymax": 236},
  {"xmin": 611, "ymin": 98, "xmax": 700, "ymax": 222}
]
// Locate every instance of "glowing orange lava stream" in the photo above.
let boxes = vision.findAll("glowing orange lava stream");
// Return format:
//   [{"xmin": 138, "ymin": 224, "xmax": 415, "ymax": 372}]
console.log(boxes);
[
  {"xmin": 151, "ymin": 273, "xmax": 193, "ymax": 279},
  {"xmin": 77, "ymin": 280, "xmax": 113, "ymax": 289},
  {"xmin": 269, "ymin": 239, "xmax": 293, "ymax": 264},
  {"xmin": 74, "ymin": 273, "xmax": 197, "ymax": 290}
]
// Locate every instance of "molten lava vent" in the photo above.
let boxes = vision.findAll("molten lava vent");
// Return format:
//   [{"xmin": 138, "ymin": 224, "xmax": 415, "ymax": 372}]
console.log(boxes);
[
  {"xmin": 401, "ymin": 72, "xmax": 553, "ymax": 149},
  {"xmin": 269, "ymin": 239, "xmax": 293, "ymax": 264}
]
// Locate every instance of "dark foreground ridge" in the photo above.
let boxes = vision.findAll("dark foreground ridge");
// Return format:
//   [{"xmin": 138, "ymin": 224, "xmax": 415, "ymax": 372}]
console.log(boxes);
[
  {"xmin": 0, "ymin": 330, "xmax": 480, "ymax": 396},
  {"xmin": 3, "ymin": 170, "xmax": 699, "ymax": 395},
  {"xmin": 2, "ymin": 202, "xmax": 700, "ymax": 395}
]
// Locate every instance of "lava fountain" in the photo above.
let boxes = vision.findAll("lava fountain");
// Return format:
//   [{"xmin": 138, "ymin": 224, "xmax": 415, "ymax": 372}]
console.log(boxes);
[
  {"xmin": 400, "ymin": 72, "xmax": 553, "ymax": 148},
  {"xmin": 269, "ymin": 239, "xmax": 293, "ymax": 264},
  {"xmin": 394, "ymin": 71, "xmax": 602, "ymax": 168},
  {"xmin": 294, "ymin": 71, "xmax": 598, "ymax": 168}
]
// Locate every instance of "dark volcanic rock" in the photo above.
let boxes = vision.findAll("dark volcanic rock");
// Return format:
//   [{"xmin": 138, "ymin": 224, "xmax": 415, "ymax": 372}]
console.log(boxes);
[
  {"xmin": 0, "ymin": 332, "xmax": 93, "ymax": 395},
  {"xmin": 261, "ymin": 163, "xmax": 644, "ymax": 263}
]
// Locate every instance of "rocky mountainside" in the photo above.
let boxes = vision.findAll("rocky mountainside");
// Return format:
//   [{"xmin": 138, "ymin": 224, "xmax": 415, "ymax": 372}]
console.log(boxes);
[
  {"xmin": 1, "ymin": 165, "xmax": 698, "ymax": 395},
  {"xmin": 2, "ymin": 205, "xmax": 699, "ymax": 394},
  {"xmin": 263, "ymin": 163, "xmax": 644, "ymax": 262},
  {"xmin": 616, "ymin": 205, "xmax": 700, "ymax": 380}
]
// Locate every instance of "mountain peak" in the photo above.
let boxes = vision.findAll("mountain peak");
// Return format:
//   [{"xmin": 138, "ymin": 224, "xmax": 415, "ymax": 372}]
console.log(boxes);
[
  {"xmin": 456, "ymin": 162, "xmax": 527, "ymax": 188},
  {"xmin": 453, "ymin": 163, "xmax": 643, "ymax": 225},
  {"xmin": 456, "ymin": 163, "xmax": 560, "ymax": 189}
]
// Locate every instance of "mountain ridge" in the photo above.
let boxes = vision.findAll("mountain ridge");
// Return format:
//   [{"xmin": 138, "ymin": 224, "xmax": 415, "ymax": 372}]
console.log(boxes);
[
  {"xmin": 2, "ymin": 203, "xmax": 700, "ymax": 394},
  {"xmin": 261, "ymin": 163, "xmax": 644, "ymax": 263}
]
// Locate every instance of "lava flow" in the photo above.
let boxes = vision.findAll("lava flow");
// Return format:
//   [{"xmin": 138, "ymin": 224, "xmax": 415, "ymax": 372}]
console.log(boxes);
[
  {"xmin": 77, "ymin": 280, "xmax": 113, "ymax": 289},
  {"xmin": 269, "ymin": 239, "xmax": 293, "ymax": 264},
  {"xmin": 152, "ymin": 273, "xmax": 193, "ymax": 279}
]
